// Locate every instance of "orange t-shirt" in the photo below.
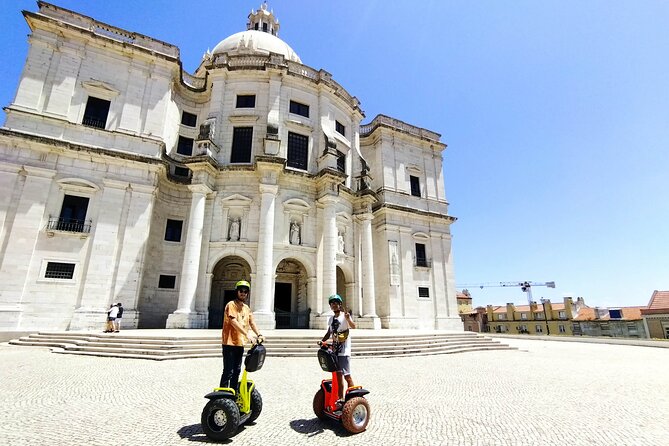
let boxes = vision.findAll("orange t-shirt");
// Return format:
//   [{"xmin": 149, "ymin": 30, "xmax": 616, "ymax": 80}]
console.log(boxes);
[{"xmin": 222, "ymin": 300, "xmax": 253, "ymax": 346}]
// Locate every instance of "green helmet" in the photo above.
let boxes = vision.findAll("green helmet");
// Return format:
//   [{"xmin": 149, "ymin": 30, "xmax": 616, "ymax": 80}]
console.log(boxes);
[
  {"xmin": 328, "ymin": 294, "xmax": 343, "ymax": 304},
  {"xmin": 235, "ymin": 280, "xmax": 251, "ymax": 291}
]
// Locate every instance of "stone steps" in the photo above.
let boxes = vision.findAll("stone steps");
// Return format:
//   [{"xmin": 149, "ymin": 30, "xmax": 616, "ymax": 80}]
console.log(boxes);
[{"xmin": 9, "ymin": 331, "xmax": 515, "ymax": 360}]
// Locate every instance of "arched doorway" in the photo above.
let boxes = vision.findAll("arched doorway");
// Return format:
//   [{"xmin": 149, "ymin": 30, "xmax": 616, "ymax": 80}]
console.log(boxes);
[
  {"xmin": 209, "ymin": 256, "xmax": 251, "ymax": 329},
  {"xmin": 274, "ymin": 258, "xmax": 309, "ymax": 328}
]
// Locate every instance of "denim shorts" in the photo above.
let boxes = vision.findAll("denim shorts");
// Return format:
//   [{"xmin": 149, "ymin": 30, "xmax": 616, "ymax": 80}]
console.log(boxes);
[{"xmin": 337, "ymin": 356, "xmax": 351, "ymax": 376}]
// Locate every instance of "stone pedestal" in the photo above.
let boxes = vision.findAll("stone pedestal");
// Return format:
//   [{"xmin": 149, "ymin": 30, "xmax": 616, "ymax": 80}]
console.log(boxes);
[
  {"xmin": 69, "ymin": 307, "xmax": 109, "ymax": 331},
  {"xmin": 353, "ymin": 315, "xmax": 381, "ymax": 330},
  {"xmin": 165, "ymin": 311, "xmax": 208, "ymax": 329},
  {"xmin": 251, "ymin": 311, "xmax": 276, "ymax": 331}
]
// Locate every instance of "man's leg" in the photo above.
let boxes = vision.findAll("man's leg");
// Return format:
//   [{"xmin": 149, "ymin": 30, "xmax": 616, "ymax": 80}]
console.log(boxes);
[
  {"xmin": 229, "ymin": 347, "xmax": 244, "ymax": 390},
  {"xmin": 220, "ymin": 345, "xmax": 244, "ymax": 389}
]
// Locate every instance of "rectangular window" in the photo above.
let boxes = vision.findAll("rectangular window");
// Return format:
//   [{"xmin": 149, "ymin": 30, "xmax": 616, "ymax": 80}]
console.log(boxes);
[
  {"xmin": 410, "ymin": 175, "xmax": 421, "ymax": 197},
  {"xmin": 335, "ymin": 120, "xmax": 346, "ymax": 136},
  {"xmin": 336, "ymin": 150, "xmax": 346, "ymax": 173},
  {"xmin": 287, "ymin": 132, "xmax": 308, "ymax": 170},
  {"xmin": 498, "ymin": 314, "xmax": 507, "ymax": 320},
  {"xmin": 415, "ymin": 243, "xmax": 427, "ymax": 267},
  {"xmin": 289, "ymin": 100, "xmax": 309, "ymax": 118},
  {"xmin": 558, "ymin": 311, "xmax": 567, "ymax": 319},
  {"xmin": 537, "ymin": 312, "xmax": 545, "ymax": 320},
  {"xmin": 236, "ymin": 94, "xmax": 256, "ymax": 108},
  {"xmin": 536, "ymin": 325, "xmax": 543, "ymax": 333},
  {"xmin": 559, "ymin": 325, "xmax": 566, "ymax": 333},
  {"xmin": 174, "ymin": 166, "xmax": 190, "ymax": 177},
  {"xmin": 418, "ymin": 287, "xmax": 430, "ymax": 298},
  {"xmin": 158, "ymin": 275, "xmax": 176, "ymax": 289},
  {"xmin": 181, "ymin": 111, "xmax": 197, "ymax": 127},
  {"xmin": 57, "ymin": 195, "xmax": 90, "ymax": 232},
  {"xmin": 82, "ymin": 96, "xmax": 110, "ymax": 129},
  {"xmin": 164, "ymin": 219, "xmax": 183, "ymax": 242},
  {"xmin": 177, "ymin": 136, "xmax": 194, "ymax": 156},
  {"xmin": 609, "ymin": 309, "xmax": 622, "ymax": 319},
  {"xmin": 520, "ymin": 313, "xmax": 528, "ymax": 320},
  {"xmin": 45, "ymin": 262, "xmax": 75, "ymax": 279},
  {"xmin": 230, "ymin": 127, "xmax": 253, "ymax": 163}
]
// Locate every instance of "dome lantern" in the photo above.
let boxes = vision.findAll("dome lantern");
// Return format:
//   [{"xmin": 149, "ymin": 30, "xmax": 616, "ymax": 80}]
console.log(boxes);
[{"xmin": 247, "ymin": 2, "xmax": 280, "ymax": 36}]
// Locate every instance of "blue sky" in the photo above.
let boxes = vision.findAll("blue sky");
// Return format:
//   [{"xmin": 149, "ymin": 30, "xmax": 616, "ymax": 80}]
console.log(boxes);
[{"xmin": 2, "ymin": 1, "xmax": 667, "ymax": 308}]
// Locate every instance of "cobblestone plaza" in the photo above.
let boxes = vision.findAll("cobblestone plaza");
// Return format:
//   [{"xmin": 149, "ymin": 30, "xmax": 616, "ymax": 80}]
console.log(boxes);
[{"xmin": 1, "ymin": 338, "xmax": 667, "ymax": 446}]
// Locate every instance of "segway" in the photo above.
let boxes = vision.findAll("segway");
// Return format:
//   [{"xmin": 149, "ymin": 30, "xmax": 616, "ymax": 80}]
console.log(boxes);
[
  {"xmin": 312, "ymin": 341, "xmax": 370, "ymax": 433},
  {"xmin": 201, "ymin": 338, "xmax": 266, "ymax": 441}
]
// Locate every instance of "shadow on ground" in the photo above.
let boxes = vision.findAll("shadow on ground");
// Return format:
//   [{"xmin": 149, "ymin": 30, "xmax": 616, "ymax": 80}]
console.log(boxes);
[
  {"xmin": 290, "ymin": 418, "xmax": 352, "ymax": 438},
  {"xmin": 177, "ymin": 424, "xmax": 229, "ymax": 444}
]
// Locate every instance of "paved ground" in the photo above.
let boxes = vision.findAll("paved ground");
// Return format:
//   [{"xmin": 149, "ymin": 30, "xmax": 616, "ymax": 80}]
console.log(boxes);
[{"xmin": 1, "ymin": 338, "xmax": 668, "ymax": 446}]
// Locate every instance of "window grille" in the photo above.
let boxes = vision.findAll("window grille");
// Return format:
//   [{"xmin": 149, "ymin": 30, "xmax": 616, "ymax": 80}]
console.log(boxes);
[
  {"xmin": 287, "ymin": 132, "xmax": 308, "ymax": 170},
  {"xmin": 45, "ymin": 262, "xmax": 75, "ymax": 279},
  {"xmin": 231, "ymin": 127, "xmax": 253, "ymax": 163}
]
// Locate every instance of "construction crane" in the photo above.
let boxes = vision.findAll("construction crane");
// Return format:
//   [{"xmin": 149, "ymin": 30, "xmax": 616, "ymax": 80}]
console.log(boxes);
[{"xmin": 457, "ymin": 281, "xmax": 556, "ymax": 306}]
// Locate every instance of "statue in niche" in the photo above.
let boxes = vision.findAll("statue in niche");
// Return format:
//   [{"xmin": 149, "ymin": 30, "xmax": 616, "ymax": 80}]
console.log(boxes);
[
  {"xmin": 198, "ymin": 119, "xmax": 215, "ymax": 141},
  {"xmin": 290, "ymin": 222, "xmax": 301, "ymax": 245},
  {"xmin": 228, "ymin": 218, "xmax": 240, "ymax": 241},
  {"xmin": 338, "ymin": 231, "xmax": 345, "ymax": 253}
]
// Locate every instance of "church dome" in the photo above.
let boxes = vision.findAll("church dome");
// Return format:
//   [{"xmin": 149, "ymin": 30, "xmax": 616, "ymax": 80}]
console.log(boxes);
[
  {"xmin": 211, "ymin": 3, "xmax": 301, "ymax": 63},
  {"xmin": 212, "ymin": 30, "xmax": 301, "ymax": 63}
]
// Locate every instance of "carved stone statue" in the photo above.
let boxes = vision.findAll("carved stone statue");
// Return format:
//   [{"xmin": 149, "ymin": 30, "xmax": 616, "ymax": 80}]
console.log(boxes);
[
  {"xmin": 290, "ymin": 222, "xmax": 301, "ymax": 245},
  {"xmin": 198, "ymin": 119, "xmax": 215, "ymax": 141},
  {"xmin": 228, "ymin": 218, "xmax": 240, "ymax": 241},
  {"xmin": 338, "ymin": 232, "xmax": 345, "ymax": 253}
]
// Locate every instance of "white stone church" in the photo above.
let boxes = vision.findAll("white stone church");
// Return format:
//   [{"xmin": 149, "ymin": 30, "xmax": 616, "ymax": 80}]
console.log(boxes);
[{"xmin": 0, "ymin": 2, "xmax": 460, "ymax": 332}]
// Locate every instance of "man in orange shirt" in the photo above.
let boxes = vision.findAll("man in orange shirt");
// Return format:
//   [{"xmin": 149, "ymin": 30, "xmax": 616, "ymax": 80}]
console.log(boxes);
[{"xmin": 220, "ymin": 280, "xmax": 262, "ymax": 390}]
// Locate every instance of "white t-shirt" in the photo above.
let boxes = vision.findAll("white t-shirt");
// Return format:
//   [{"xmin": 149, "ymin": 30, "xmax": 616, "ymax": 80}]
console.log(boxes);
[
  {"xmin": 108, "ymin": 305, "xmax": 119, "ymax": 318},
  {"xmin": 327, "ymin": 313, "xmax": 352, "ymax": 357}
]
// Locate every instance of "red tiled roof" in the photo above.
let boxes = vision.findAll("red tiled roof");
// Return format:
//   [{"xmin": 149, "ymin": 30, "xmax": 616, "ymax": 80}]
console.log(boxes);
[
  {"xmin": 574, "ymin": 306, "xmax": 644, "ymax": 321},
  {"xmin": 647, "ymin": 290, "xmax": 669, "ymax": 310}
]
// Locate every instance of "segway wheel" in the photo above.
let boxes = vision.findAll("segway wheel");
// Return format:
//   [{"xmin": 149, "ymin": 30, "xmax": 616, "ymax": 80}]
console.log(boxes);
[
  {"xmin": 341, "ymin": 397, "xmax": 370, "ymax": 434},
  {"xmin": 201, "ymin": 398, "xmax": 240, "ymax": 440},
  {"xmin": 312, "ymin": 388, "xmax": 326, "ymax": 420},
  {"xmin": 246, "ymin": 388, "xmax": 263, "ymax": 423}
]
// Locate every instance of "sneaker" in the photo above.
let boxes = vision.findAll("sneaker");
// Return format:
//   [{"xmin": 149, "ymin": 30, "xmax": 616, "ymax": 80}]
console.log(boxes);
[{"xmin": 114, "ymin": 331, "xmax": 119, "ymax": 333}]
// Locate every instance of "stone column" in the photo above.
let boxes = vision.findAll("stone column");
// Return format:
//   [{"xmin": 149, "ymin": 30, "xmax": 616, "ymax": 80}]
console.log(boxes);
[
  {"xmin": 253, "ymin": 183, "xmax": 278, "ymax": 329},
  {"xmin": 321, "ymin": 196, "xmax": 338, "ymax": 303},
  {"xmin": 166, "ymin": 184, "xmax": 211, "ymax": 328},
  {"xmin": 359, "ymin": 214, "xmax": 379, "ymax": 319}
]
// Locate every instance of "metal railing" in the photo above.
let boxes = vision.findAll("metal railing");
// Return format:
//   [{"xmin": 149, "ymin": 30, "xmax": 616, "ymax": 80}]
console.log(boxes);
[
  {"xmin": 47, "ymin": 217, "xmax": 92, "ymax": 234},
  {"xmin": 82, "ymin": 116, "xmax": 106, "ymax": 129}
]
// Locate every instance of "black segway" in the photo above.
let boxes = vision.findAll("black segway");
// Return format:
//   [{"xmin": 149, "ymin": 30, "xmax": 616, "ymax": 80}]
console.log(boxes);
[{"xmin": 201, "ymin": 338, "xmax": 266, "ymax": 440}]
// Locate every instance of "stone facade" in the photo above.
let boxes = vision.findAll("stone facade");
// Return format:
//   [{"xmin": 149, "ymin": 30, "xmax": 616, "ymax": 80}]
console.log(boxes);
[{"xmin": 0, "ymin": 2, "xmax": 460, "ymax": 331}]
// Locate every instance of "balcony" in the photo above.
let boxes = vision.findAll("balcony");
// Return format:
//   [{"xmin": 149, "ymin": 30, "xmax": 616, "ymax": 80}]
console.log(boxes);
[
  {"xmin": 414, "ymin": 258, "xmax": 432, "ymax": 268},
  {"xmin": 47, "ymin": 217, "xmax": 92, "ymax": 234}
]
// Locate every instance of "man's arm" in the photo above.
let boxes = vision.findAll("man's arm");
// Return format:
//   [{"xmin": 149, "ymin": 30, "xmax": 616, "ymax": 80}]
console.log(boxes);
[
  {"xmin": 345, "ymin": 308, "xmax": 356, "ymax": 329},
  {"xmin": 321, "ymin": 327, "xmax": 332, "ymax": 343}
]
